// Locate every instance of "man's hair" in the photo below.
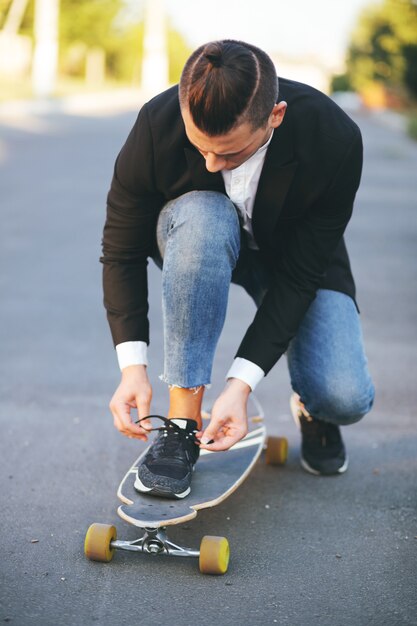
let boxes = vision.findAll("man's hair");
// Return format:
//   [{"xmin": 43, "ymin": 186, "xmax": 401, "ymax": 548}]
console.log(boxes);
[{"xmin": 179, "ymin": 40, "xmax": 279, "ymax": 136}]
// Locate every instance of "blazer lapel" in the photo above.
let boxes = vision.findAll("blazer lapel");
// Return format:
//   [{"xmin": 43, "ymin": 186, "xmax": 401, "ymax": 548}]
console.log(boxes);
[
  {"xmin": 184, "ymin": 147, "xmax": 225, "ymax": 193},
  {"xmin": 252, "ymin": 115, "xmax": 298, "ymax": 250}
]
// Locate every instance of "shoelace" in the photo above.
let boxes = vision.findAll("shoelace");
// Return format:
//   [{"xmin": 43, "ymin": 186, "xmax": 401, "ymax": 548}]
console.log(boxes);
[{"xmin": 135, "ymin": 415, "xmax": 200, "ymax": 459}]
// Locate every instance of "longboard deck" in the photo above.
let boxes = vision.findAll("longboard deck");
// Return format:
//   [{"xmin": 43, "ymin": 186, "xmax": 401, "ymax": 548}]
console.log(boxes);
[{"xmin": 117, "ymin": 426, "xmax": 266, "ymax": 528}]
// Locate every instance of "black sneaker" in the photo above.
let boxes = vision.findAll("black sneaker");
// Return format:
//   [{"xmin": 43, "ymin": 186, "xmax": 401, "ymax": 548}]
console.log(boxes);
[
  {"xmin": 290, "ymin": 394, "xmax": 348, "ymax": 475},
  {"xmin": 134, "ymin": 416, "xmax": 200, "ymax": 499}
]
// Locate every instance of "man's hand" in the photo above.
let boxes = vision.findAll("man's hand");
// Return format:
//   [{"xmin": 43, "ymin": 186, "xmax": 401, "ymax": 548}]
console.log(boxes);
[
  {"xmin": 109, "ymin": 365, "xmax": 152, "ymax": 440},
  {"xmin": 197, "ymin": 378, "xmax": 251, "ymax": 451}
]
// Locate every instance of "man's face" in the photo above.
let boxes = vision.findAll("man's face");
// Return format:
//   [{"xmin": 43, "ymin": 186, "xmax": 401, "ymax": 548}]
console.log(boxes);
[{"xmin": 181, "ymin": 102, "xmax": 287, "ymax": 173}]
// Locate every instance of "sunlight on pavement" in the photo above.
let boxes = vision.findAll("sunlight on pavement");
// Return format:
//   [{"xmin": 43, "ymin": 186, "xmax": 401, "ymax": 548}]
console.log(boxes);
[{"xmin": 0, "ymin": 89, "xmax": 145, "ymax": 134}]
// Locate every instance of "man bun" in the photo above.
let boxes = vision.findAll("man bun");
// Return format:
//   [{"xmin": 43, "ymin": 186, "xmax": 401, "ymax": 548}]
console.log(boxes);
[
  {"xmin": 204, "ymin": 42, "xmax": 224, "ymax": 68},
  {"xmin": 179, "ymin": 39, "xmax": 279, "ymax": 136}
]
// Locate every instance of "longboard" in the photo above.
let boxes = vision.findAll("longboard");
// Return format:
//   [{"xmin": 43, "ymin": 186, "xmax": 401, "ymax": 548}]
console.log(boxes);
[{"xmin": 84, "ymin": 396, "xmax": 288, "ymax": 574}]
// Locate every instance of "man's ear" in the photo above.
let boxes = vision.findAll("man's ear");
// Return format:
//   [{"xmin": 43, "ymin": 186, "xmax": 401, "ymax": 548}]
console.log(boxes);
[{"xmin": 269, "ymin": 101, "xmax": 287, "ymax": 129}]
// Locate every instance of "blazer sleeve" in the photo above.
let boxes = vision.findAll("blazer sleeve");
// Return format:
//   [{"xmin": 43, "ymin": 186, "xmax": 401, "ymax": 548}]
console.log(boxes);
[
  {"xmin": 100, "ymin": 104, "xmax": 162, "ymax": 347},
  {"xmin": 236, "ymin": 129, "xmax": 363, "ymax": 374}
]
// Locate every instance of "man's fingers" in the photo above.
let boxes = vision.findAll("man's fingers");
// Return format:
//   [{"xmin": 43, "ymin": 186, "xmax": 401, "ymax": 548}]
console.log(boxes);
[
  {"xmin": 137, "ymin": 418, "xmax": 152, "ymax": 431},
  {"xmin": 109, "ymin": 373, "xmax": 153, "ymax": 441},
  {"xmin": 199, "ymin": 423, "xmax": 221, "ymax": 446},
  {"xmin": 200, "ymin": 432, "xmax": 241, "ymax": 451},
  {"xmin": 199, "ymin": 419, "xmax": 229, "ymax": 447},
  {"xmin": 110, "ymin": 400, "xmax": 149, "ymax": 440},
  {"xmin": 199, "ymin": 418, "xmax": 247, "ymax": 451},
  {"xmin": 136, "ymin": 399, "xmax": 152, "ymax": 431}
]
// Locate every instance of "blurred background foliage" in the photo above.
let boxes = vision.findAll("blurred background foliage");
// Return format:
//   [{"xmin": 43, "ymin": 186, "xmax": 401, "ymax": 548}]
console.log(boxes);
[
  {"xmin": 0, "ymin": 0, "xmax": 416, "ymax": 123},
  {"xmin": 331, "ymin": 0, "xmax": 417, "ymax": 109},
  {"xmin": 0, "ymin": 0, "xmax": 191, "ymax": 86}
]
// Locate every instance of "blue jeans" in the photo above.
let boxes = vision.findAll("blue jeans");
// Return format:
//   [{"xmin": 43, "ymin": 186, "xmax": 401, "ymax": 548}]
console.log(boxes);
[{"xmin": 154, "ymin": 191, "xmax": 375, "ymax": 426}]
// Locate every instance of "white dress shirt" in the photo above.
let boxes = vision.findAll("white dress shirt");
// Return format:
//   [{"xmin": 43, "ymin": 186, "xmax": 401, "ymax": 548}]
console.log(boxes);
[{"xmin": 116, "ymin": 131, "xmax": 274, "ymax": 390}]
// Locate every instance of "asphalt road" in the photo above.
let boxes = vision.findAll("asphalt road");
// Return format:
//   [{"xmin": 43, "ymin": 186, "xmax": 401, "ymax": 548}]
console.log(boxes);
[{"xmin": 0, "ymin": 100, "xmax": 416, "ymax": 626}]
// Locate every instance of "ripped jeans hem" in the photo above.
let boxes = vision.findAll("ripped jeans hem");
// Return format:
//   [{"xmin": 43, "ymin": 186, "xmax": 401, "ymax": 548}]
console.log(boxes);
[
  {"xmin": 159, "ymin": 374, "xmax": 211, "ymax": 392},
  {"xmin": 159, "ymin": 374, "xmax": 211, "ymax": 393}
]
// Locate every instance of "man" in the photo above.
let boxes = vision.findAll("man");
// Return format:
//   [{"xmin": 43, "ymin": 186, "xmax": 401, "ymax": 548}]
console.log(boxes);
[{"xmin": 102, "ymin": 40, "xmax": 374, "ymax": 499}]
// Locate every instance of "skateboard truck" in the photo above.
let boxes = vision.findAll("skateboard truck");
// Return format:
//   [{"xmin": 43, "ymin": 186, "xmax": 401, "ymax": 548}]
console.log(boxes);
[
  {"xmin": 85, "ymin": 522, "xmax": 229, "ymax": 574},
  {"xmin": 111, "ymin": 527, "xmax": 199, "ymax": 558}
]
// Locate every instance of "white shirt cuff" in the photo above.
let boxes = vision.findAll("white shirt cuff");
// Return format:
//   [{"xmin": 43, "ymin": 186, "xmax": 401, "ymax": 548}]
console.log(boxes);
[
  {"xmin": 116, "ymin": 341, "xmax": 148, "ymax": 370},
  {"xmin": 226, "ymin": 357, "xmax": 265, "ymax": 391}
]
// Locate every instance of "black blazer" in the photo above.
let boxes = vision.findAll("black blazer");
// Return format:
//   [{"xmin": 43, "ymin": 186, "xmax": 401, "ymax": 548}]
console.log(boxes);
[{"xmin": 102, "ymin": 78, "xmax": 363, "ymax": 375}]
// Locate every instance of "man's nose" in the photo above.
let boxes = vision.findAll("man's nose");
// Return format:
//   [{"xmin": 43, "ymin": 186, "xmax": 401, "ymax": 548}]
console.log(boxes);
[{"xmin": 205, "ymin": 153, "xmax": 226, "ymax": 173}]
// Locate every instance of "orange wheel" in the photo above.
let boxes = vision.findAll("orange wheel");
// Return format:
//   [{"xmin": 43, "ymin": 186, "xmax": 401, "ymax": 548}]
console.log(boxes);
[
  {"xmin": 84, "ymin": 523, "xmax": 117, "ymax": 562},
  {"xmin": 265, "ymin": 436, "xmax": 288, "ymax": 465},
  {"xmin": 199, "ymin": 536, "xmax": 230, "ymax": 575}
]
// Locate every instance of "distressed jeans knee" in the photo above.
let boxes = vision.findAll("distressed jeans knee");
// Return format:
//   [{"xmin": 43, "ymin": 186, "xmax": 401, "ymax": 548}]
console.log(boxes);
[
  {"xmin": 302, "ymin": 381, "xmax": 375, "ymax": 425},
  {"xmin": 154, "ymin": 191, "xmax": 240, "ymax": 388}
]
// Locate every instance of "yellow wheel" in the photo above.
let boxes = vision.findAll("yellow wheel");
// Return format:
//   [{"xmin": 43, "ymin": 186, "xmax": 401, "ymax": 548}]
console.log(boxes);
[
  {"xmin": 199, "ymin": 536, "xmax": 230, "ymax": 575},
  {"xmin": 265, "ymin": 436, "xmax": 288, "ymax": 466},
  {"xmin": 84, "ymin": 523, "xmax": 117, "ymax": 562}
]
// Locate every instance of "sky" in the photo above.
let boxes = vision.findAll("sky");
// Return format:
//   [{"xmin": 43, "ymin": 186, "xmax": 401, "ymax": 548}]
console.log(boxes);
[{"xmin": 163, "ymin": 0, "xmax": 377, "ymax": 71}]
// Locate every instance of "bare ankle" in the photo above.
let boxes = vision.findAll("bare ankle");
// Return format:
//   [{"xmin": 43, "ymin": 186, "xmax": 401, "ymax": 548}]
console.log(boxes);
[{"xmin": 168, "ymin": 385, "xmax": 205, "ymax": 429}]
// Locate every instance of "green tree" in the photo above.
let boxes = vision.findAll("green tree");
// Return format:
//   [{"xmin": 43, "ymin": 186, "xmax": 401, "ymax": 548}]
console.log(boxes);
[
  {"xmin": 59, "ymin": 0, "xmax": 121, "ymax": 49},
  {"xmin": 59, "ymin": 0, "xmax": 125, "ymax": 78},
  {"xmin": 0, "ymin": 0, "xmax": 8, "ymax": 23},
  {"xmin": 0, "ymin": 0, "xmax": 34, "ymax": 34},
  {"xmin": 1, "ymin": 0, "xmax": 191, "ymax": 85},
  {"xmin": 330, "ymin": 73, "xmax": 352, "ymax": 93},
  {"xmin": 346, "ymin": 0, "xmax": 417, "ymax": 99},
  {"xmin": 107, "ymin": 17, "xmax": 192, "ymax": 85}
]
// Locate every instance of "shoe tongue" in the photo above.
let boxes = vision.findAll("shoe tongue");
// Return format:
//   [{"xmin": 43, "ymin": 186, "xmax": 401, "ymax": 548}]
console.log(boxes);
[{"xmin": 171, "ymin": 418, "xmax": 197, "ymax": 431}]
